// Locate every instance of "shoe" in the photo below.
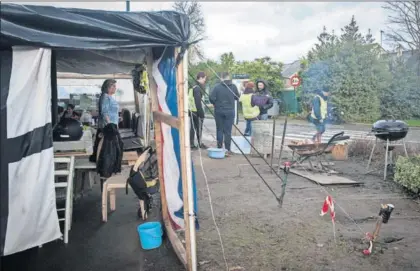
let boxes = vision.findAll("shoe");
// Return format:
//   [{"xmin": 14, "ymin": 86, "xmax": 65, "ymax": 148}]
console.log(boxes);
[
  {"xmin": 191, "ymin": 145, "xmax": 198, "ymax": 150},
  {"xmin": 225, "ymin": 151, "xmax": 233, "ymax": 157},
  {"xmin": 199, "ymin": 143, "xmax": 208, "ymax": 149}
]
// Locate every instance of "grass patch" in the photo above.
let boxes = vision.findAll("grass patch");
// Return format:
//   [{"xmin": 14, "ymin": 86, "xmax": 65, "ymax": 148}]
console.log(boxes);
[{"xmin": 406, "ymin": 119, "xmax": 420, "ymax": 127}]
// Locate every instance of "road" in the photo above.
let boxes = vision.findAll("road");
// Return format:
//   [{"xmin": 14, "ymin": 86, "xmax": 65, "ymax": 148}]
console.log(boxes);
[{"xmin": 201, "ymin": 118, "xmax": 420, "ymax": 143}]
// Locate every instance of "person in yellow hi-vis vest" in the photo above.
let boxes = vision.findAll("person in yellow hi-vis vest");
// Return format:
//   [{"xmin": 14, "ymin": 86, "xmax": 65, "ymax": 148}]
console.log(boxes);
[
  {"xmin": 239, "ymin": 82, "xmax": 260, "ymax": 136},
  {"xmin": 189, "ymin": 72, "xmax": 208, "ymax": 149},
  {"xmin": 309, "ymin": 87, "xmax": 330, "ymax": 143}
]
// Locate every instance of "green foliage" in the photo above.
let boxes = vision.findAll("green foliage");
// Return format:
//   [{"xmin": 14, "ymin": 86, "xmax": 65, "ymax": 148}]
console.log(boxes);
[
  {"xmin": 189, "ymin": 54, "xmax": 284, "ymax": 96},
  {"xmin": 301, "ymin": 16, "xmax": 392, "ymax": 123},
  {"xmin": 232, "ymin": 57, "xmax": 284, "ymax": 96},
  {"xmin": 381, "ymin": 55, "xmax": 420, "ymax": 119},
  {"xmin": 394, "ymin": 155, "xmax": 420, "ymax": 193},
  {"xmin": 220, "ymin": 52, "xmax": 235, "ymax": 72},
  {"xmin": 189, "ymin": 59, "xmax": 224, "ymax": 89}
]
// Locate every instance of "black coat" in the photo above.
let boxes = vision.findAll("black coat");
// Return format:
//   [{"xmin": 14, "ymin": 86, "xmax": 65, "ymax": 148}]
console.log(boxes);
[{"xmin": 96, "ymin": 123, "xmax": 123, "ymax": 178}]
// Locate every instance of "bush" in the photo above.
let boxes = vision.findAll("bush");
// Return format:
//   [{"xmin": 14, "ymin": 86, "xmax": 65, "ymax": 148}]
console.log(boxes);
[{"xmin": 394, "ymin": 155, "xmax": 420, "ymax": 193}]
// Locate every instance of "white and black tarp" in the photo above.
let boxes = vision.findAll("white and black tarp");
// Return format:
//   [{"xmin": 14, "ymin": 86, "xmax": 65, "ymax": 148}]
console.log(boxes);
[{"xmin": 0, "ymin": 47, "xmax": 62, "ymax": 256}]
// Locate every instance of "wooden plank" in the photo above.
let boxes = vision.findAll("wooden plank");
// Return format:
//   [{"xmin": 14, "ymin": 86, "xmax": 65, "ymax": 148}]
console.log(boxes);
[
  {"xmin": 54, "ymin": 151, "xmax": 89, "ymax": 157},
  {"xmin": 176, "ymin": 48, "xmax": 194, "ymax": 271},
  {"xmin": 122, "ymin": 151, "xmax": 138, "ymax": 162},
  {"xmin": 153, "ymin": 111, "xmax": 180, "ymax": 129},
  {"xmin": 288, "ymin": 168, "xmax": 362, "ymax": 185},
  {"xmin": 146, "ymin": 50, "xmax": 187, "ymax": 268},
  {"xmin": 57, "ymin": 72, "xmax": 131, "ymax": 79}
]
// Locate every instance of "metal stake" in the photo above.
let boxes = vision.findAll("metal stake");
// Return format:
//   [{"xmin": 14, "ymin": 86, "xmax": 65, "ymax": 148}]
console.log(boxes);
[
  {"xmin": 270, "ymin": 117, "xmax": 276, "ymax": 173},
  {"xmin": 366, "ymin": 138, "xmax": 377, "ymax": 172},
  {"xmin": 384, "ymin": 139, "xmax": 389, "ymax": 180},
  {"xmin": 276, "ymin": 115, "xmax": 288, "ymax": 174}
]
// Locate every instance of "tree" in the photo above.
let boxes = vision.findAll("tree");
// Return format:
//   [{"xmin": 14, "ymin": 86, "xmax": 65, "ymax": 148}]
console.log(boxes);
[
  {"xmin": 189, "ymin": 53, "xmax": 284, "ymax": 97},
  {"xmin": 173, "ymin": 1, "xmax": 206, "ymax": 63},
  {"xmin": 301, "ymin": 16, "xmax": 391, "ymax": 122},
  {"xmin": 383, "ymin": 1, "xmax": 420, "ymax": 52},
  {"xmin": 381, "ymin": 54, "xmax": 420, "ymax": 119},
  {"xmin": 340, "ymin": 16, "xmax": 364, "ymax": 43},
  {"xmin": 220, "ymin": 52, "xmax": 235, "ymax": 72},
  {"xmin": 232, "ymin": 57, "xmax": 284, "ymax": 96}
]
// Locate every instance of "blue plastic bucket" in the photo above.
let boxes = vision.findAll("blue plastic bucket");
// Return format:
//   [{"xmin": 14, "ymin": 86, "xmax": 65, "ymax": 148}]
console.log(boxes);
[
  {"xmin": 207, "ymin": 148, "xmax": 226, "ymax": 159},
  {"xmin": 137, "ymin": 222, "xmax": 163, "ymax": 250}
]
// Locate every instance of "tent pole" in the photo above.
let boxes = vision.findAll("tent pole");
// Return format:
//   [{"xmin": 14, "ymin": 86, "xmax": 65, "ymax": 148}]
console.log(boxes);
[
  {"xmin": 145, "ymin": 50, "xmax": 187, "ymax": 267},
  {"xmin": 176, "ymin": 48, "xmax": 196, "ymax": 271},
  {"xmin": 51, "ymin": 50, "xmax": 58, "ymax": 127}
]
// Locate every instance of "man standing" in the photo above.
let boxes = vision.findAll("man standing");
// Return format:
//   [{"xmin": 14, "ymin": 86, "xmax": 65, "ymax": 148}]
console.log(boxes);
[
  {"xmin": 189, "ymin": 71, "xmax": 208, "ymax": 149},
  {"xmin": 255, "ymin": 80, "xmax": 273, "ymax": 120},
  {"xmin": 209, "ymin": 72, "xmax": 240, "ymax": 155},
  {"xmin": 310, "ymin": 87, "xmax": 330, "ymax": 143}
]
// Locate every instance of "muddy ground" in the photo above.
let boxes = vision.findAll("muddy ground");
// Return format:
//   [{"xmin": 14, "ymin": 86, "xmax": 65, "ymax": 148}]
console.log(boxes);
[
  {"xmin": 3, "ymin": 141, "xmax": 419, "ymax": 271},
  {"xmin": 192, "ymin": 147, "xmax": 420, "ymax": 271}
]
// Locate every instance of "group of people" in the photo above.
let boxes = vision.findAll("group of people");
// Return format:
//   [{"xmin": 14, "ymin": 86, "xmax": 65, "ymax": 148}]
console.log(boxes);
[{"xmin": 188, "ymin": 71, "xmax": 274, "ymax": 156}]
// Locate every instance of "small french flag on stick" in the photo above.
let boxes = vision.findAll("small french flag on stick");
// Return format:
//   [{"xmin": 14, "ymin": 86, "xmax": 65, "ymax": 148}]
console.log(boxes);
[{"xmin": 320, "ymin": 195, "xmax": 335, "ymax": 221}]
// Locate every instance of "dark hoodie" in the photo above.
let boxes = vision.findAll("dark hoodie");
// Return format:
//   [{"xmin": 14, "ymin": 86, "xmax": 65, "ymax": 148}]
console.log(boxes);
[
  {"xmin": 209, "ymin": 80, "xmax": 239, "ymax": 112},
  {"xmin": 255, "ymin": 80, "xmax": 273, "ymax": 115}
]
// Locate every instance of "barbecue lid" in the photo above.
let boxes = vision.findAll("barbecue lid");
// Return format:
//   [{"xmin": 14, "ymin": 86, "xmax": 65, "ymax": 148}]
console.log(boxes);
[{"xmin": 372, "ymin": 119, "xmax": 409, "ymax": 132}]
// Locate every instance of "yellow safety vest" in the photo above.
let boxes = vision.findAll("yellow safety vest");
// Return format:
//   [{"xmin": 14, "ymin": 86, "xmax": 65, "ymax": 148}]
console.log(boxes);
[
  {"xmin": 188, "ymin": 86, "xmax": 197, "ymax": 112},
  {"xmin": 141, "ymin": 71, "xmax": 149, "ymax": 93},
  {"xmin": 239, "ymin": 94, "xmax": 260, "ymax": 119},
  {"xmin": 311, "ymin": 94, "xmax": 327, "ymax": 120}
]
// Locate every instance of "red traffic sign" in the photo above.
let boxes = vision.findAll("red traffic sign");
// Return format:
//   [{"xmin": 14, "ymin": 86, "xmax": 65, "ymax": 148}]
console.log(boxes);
[{"xmin": 290, "ymin": 75, "xmax": 301, "ymax": 87}]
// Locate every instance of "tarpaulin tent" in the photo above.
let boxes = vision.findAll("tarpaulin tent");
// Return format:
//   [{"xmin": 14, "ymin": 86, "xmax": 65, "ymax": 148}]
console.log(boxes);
[{"xmin": 0, "ymin": 4, "xmax": 198, "ymax": 270}]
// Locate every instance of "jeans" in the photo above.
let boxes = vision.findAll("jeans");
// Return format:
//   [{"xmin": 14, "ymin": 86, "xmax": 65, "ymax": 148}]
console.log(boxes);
[
  {"xmin": 189, "ymin": 112, "xmax": 203, "ymax": 147},
  {"xmin": 259, "ymin": 113, "xmax": 269, "ymax": 120},
  {"xmin": 244, "ymin": 120, "xmax": 253, "ymax": 136},
  {"xmin": 214, "ymin": 110, "xmax": 235, "ymax": 151}
]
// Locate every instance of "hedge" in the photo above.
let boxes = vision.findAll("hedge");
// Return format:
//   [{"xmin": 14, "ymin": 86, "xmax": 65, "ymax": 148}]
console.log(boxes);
[{"xmin": 394, "ymin": 155, "xmax": 420, "ymax": 193}]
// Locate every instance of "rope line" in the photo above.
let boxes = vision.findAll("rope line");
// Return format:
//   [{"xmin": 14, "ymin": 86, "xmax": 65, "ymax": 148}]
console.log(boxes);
[
  {"xmin": 190, "ymin": 110, "xmax": 229, "ymax": 271},
  {"xmin": 187, "ymin": 71, "xmax": 283, "ymax": 203}
]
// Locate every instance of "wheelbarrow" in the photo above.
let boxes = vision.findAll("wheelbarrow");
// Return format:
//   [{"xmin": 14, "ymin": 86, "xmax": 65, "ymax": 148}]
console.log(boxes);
[{"xmin": 287, "ymin": 132, "xmax": 350, "ymax": 173}]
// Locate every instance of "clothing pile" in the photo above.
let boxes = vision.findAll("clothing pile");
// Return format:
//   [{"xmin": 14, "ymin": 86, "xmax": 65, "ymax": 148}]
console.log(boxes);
[{"xmin": 96, "ymin": 123, "xmax": 124, "ymax": 178}]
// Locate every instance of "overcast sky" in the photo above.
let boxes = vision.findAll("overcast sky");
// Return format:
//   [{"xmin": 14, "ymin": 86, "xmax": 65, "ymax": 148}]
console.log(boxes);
[{"xmin": 13, "ymin": 2, "xmax": 392, "ymax": 64}]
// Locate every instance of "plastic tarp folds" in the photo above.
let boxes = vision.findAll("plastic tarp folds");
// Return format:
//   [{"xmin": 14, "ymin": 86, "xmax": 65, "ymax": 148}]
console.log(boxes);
[{"xmin": 0, "ymin": 4, "xmax": 190, "ymax": 50}]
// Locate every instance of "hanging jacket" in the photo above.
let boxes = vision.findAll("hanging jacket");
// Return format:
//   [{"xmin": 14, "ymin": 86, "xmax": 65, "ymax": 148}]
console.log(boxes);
[{"xmin": 96, "ymin": 123, "xmax": 124, "ymax": 178}]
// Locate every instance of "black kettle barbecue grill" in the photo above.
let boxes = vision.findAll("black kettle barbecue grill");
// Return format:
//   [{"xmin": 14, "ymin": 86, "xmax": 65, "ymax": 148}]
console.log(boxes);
[
  {"xmin": 372, "ymin": 119, "xmax": 409, "ymax": 141},
  {"xmin": 367, "ymin": 119, "xmax": 409, "ymax": 180}
]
